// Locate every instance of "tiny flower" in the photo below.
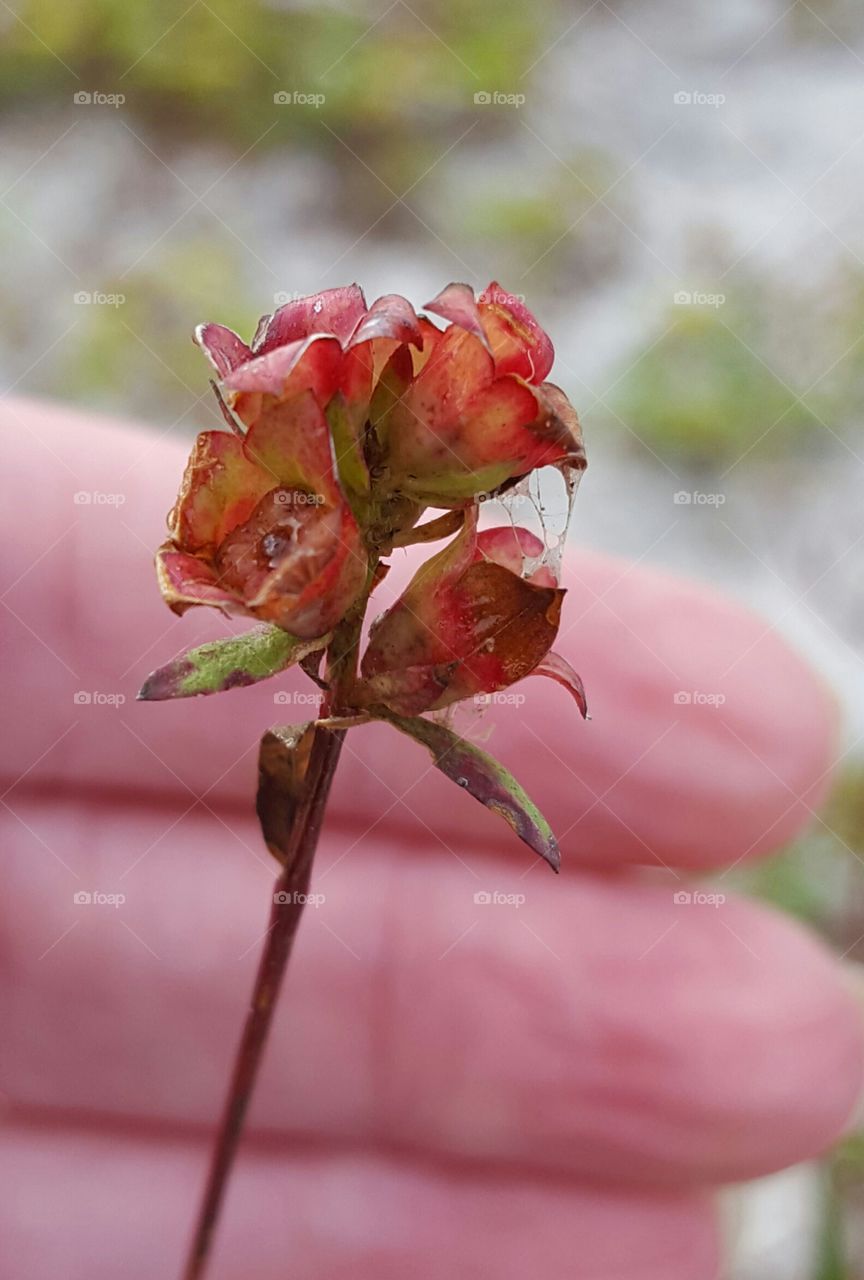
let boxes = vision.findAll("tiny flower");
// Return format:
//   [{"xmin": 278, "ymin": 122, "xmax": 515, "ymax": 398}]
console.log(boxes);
[
  {"xmin": 356, "ymin": 507, "xmax": 586, "ymax": 715},
  {"xmin": 378, "ymin": 281, "xmax": 585, "ymax": 506},
  {"xmin": 157, "ymin": 391, "xmax": 368, "ymax": 639},
  {"xmin": 194, "ymin": 286, "xmax": 423, "ymax": 434}
]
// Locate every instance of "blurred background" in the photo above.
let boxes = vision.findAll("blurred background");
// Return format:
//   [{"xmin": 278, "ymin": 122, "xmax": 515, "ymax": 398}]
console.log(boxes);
[{"xmin": 2, "ymin": 0, "xmax": 864, "ymax": 1273}]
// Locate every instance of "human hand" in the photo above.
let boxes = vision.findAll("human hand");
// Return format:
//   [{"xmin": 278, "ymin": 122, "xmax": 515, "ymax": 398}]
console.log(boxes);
[{"xmin": 2, "ymin": 398, "xmax": 861, "ymax": 1278}]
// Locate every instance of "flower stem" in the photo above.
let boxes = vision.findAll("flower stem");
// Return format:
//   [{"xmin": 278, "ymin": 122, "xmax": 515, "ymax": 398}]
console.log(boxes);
[
  {"xmin": 182, "ymin": 723, "xmax": 343, "ymax": 1280},
  {"xmin": 181, "ymin": 608, "xmax": 365, "ymax": 1280}
]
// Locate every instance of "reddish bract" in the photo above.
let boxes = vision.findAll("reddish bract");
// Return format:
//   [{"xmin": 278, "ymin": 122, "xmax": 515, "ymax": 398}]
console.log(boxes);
[
  {"xmin": 157, "ymin": 392, "xmax": 367, "ymax": 640},
  {"xmin": 194, "ymin": 287, "xmax": 423, "ymax": 432},
  {"xmin": 163, "ymin": 282, "xmax": 586, "ymax": 707},
  {"xmin": 383, "ymin": 283, "xmax": 584, "ymax": 506},
  {"xmin": 357, "ymin": 509, "xmax": 582, "ymax": 715}
]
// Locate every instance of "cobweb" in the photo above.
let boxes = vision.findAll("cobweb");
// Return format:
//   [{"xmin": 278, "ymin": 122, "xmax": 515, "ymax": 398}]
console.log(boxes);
[{"xmin": 488, "ymin": 462, "xmax": 582, "ymax": 582}]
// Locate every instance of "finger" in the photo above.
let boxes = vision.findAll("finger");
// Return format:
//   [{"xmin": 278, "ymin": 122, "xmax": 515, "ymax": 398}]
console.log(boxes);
[
  {"xmin": 6, "ymin": 798, "xmax": 862, "ymax": 1186},
  {"xmin": 3, "ymin": 397, "xmax": 837, "ymax": 869},
  {"xmin": 0, "ymin": 1122, "xmax": 721, "ymax": 1280}
]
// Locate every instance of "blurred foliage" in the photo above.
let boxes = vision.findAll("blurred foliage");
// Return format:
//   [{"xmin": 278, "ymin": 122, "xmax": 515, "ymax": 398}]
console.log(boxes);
[
  {"xmin": 817, "ymin": 1135, "xmax": 864, "ymax": 1280},
  {"xmin": 454, "ymin": 148, "xmax": 625, "ymax": 289},
  {"xmin": 0, "ymin": 0, "xmax": 632, "ymax": 423},
  {"xmin": 732, "ymin": 764, "xmax": 864, "ymax": 1280},
  {"xmin": 790, "ymin": 0, "xmax": 864, "ymax": 44},
  {"xmin": 54, "ymin": 237, "xmax": 258, "ymax": 421},
  {"xmin": 816, "ymin": 1173, "xmax": 848, "ymax": 1280},
  {"xmin": 732, "ymin": 836, "xmax": 848, "ymax": 928},
  {"xmin": 0, "ymin": 0, "xmax": 557, "ymax": 198},
  {"xmin": 608, "ymin": 296, "xmax": 823, "ymax": 468},
  {"xmin": 733, "ymin": 763, "xmax": 864, "ymax": 943},
  {"xmin": 807, "ymin": 267, "xmax": 864, "ymax": 431}
]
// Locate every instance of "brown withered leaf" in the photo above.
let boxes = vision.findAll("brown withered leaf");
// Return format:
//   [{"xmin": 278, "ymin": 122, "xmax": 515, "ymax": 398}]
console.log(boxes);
[
  {"xmin": 256, "ymin": 723, "xmax": 316, "ymax": 866},
  {"xmin": 385, "ymin": 714, "xmax": 560, "ymax": 871}
]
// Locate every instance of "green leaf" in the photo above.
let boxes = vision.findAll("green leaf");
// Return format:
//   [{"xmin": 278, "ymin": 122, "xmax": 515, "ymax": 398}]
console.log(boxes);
[
  {"xmin": 137, "ymin": 625, "xmax": 326, "ymax": 701},
  {"xmin": 386, "ymin": 714, "xmax": 560, "ymax": 871}
]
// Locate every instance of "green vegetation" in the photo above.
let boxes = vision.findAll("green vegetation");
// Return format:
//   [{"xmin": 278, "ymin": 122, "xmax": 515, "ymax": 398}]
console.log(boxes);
[{"xmin": 609, "ymin": 302, "xmax": 821, "ymax": 468}]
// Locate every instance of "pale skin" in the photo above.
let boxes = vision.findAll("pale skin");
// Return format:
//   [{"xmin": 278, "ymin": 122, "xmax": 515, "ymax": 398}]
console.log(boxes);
[{"xmin": 2, "ymin": 397, "xmax": 863, "ymax": 1279}]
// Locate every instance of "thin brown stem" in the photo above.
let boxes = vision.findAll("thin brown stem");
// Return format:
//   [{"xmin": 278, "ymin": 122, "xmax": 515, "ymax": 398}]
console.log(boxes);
[
  {"xmin": 182, "ymin": 724, "xmax": 343, "ymax": 1280},
  {"xmin": 181, "ymin": 607, "xmax": 366, "ymax": 1280}
]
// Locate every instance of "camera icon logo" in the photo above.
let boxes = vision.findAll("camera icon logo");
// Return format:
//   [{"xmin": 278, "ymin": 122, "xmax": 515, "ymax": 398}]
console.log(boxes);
[
  {"xmin": 673, "ymin": 691, "xmax": 692, "ymax": 705},
  {"xmin": 73, "ymin": 691, "xmax": 93, "ymax": 705},
  {"xmin": 73, "ymin": 291, "xmax": 92, "ymax": 305},
  {"xmin": 73, "ymin": 490, "xmax": 92, "ymax": 505},
  {"xmin": 273, "ymin": 691, "xmax": 291, "ymax": 704},
  {"xmin": 273, "ymin": 891, "xmax": 290, "ymax": 904},
  {"xmin": 673, "ymin": 491, "xmax": 692, "ymax": 504},
  {"xmin": 73, "ymin": 91, "xmax": 92, "ymax": 105},
  {"xmin": 673, "ymin": 890, "xmax": 693, "ymax": 905},
  {"xmin": 673, "ymin": 290, "xmax": 692, "ymax": 305},
  {"xmin": 673, "ymin": 91, "xmax": 692, "ymax": 105},
  {"xmin": 474, "ymin": 91, "xmax": 492, "ymax": 104},
  {"xmin": 473, "ymin": 890, "xmax": 492, "ymax": 904},
  {"xmin": 273, "ymin": 91, "xmax": 290, "ymax": 104},
  {"xmin": 73, "ymin": 890, "xmax": 93, "ymax": 904}
]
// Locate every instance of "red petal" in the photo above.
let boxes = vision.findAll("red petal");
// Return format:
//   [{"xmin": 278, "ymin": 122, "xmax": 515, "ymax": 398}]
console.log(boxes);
[
  {"xmin": 477, "ymin": 525, "xmax": 544, "ymax": 562},
  {"xmin": 340, "ymin": 342, "xmax": 374, "ymax": 413},
  {"xmin": 535, "ymin": 382, "xmax": 587, "ymax": 471},
  {"xmin": 359, "ymin": 509, "xmax": 563, "ymax": 713},
  {"xmin": 242, "ymin": 391, "xmax": 340, "ymax": 502},
  {"xmin": 458, "ymin": 378, "xmax": 542, "ymax": 465},
  {"xmin": 532, "ymin": 651, "xmax": 588, "ymax": 718},
  {"xmin": 254, "ymin": 285, "xmax": 368, "ymax": 353},
  {"xmin": 193, "ymin": 323, "xmax": 252, "ymax": 377},
  {"xmin": 247, "ymin": 503, "xmax": 368, "ymax": 639},
  {"xmin": 168, "ymin": 430, "xmax": 273, "ymax": 552},
  {"xmin": 411, "ymin": 317, "xmax": 445, "ymax": 375},
  {"xmin": 478, "ymin": 282, "xmax": 555, "ymax": 384},
  {"xmin": 386, "ymin": 326, "xmax": 498, "ymax": 491},
  {"xmin": 348, "ymin": 293, "xmax": 423, "ymax": 349},
  {"xmin": 222, "ymin": 334, "xmax": 343, "ymax": 403},
  {"xmin": 156, "ymin": 545, "xmax": 243, "ymax": 617},
  {"xmin": 425, "ymin": 282, "xmax": 555, "ymax": 385},
  {"xmin": 424, "ymin": 282, "xmax": 491, "ymax": 352},
  {"xmin": 388, "ymin": 355, "xmax": 583, "ymax": 505},
  {"xmin": 477, "ymin": 527, "xmax": 556, "ymax": 588}
]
